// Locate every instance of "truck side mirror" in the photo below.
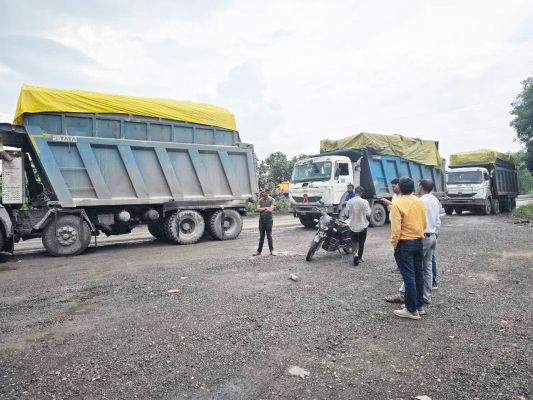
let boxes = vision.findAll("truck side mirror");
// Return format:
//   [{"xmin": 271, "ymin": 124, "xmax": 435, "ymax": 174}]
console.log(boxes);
[{"xmin": 334, "ymin": 168, "xmax": 340, "ymax": 180}]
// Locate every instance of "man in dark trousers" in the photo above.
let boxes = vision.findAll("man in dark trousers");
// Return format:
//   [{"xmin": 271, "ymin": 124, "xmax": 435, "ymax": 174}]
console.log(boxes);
[
  {"xmin": 253, "ymin": 189, "xmax": 277, "ymax": 256},
  {"xmin": 389, "ymin": 178, "xmax": 426, "ymax": 320},
  {"xmin": 346, "ymin": 186, "xmax": 371, "ymax": 266}
]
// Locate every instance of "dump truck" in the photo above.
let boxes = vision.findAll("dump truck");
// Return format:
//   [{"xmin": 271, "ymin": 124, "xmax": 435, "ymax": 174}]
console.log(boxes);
[
  {"xmin": 0, "ymin": 85, "xmax": 258, "ymax": 256},
  {"xmin": 441, "ymin": 149, "xmax": 518, "ymax": 215},
  {"xmin": 289, "ymin": 132, "xmax": 445, "ymax": 227}
]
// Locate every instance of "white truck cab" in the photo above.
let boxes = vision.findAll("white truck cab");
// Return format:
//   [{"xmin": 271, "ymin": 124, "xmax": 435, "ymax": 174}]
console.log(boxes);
[
  {"xmin": 444, "ymin": 167, "xmax": 492, "ymax": 214},
  {"xmin": 289, "ymin": 155, "xmax": 361, "ymax": 227}
]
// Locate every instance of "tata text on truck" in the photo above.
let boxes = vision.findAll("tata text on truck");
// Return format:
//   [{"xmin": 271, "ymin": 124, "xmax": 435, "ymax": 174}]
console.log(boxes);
[
  {"xmin": 441, "ymin": 149, "xmax": 518, "ymax": 215},
  {"xmin": 289, "ymin": 132, "xmax": 445, "ymax": 227},
  {"xmin": 0, "ymin": 85, "xmax": 258, "ymax": 256}
]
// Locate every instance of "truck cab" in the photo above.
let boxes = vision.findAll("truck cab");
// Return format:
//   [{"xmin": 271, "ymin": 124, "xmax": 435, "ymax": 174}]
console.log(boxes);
[
  {"xmin": 445, "ymin": 167, "xmax": 492, "ymax": 214},
  {"xmin": 289, "ymin": 155, "xmax": 361, "ymax": 227},
  {"xmin": 442, "ymin": 150, "xmax": 519, "ymax": 216}
]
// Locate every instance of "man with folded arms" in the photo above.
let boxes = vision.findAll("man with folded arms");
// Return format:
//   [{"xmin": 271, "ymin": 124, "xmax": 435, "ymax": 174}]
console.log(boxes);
[{"xmin": 389, "ymin": 178, "xmax": 426, "ymax": 320}]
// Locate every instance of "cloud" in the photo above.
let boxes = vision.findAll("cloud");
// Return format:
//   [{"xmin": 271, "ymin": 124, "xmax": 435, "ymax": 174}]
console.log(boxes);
[
  {"xmin": 0, "ymin": 0, "xmax": 532, "ymax": 160},
  {"xmin": 215, "ymin": 60, "xmax": 283, "ymax": 154},
  {"xmin": 0, "ymin": 35, "xmax": 95, "ymax": 79}
]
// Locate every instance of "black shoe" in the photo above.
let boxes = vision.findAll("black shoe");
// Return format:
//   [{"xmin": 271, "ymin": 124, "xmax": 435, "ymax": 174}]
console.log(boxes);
[{"xmin": 353, "ymin": 255, "xmax": 359, "ymax": 266}]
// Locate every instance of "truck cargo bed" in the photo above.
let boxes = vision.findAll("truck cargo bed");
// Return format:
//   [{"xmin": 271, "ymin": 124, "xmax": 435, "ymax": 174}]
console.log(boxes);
[{"xmin": 22, "ymin": 113, "xmax": 258, "ymax": 208}]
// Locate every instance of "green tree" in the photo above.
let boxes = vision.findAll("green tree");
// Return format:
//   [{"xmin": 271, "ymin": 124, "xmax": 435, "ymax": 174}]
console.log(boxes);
[
  {"xmin": 290, "ymin": 153, "xmax": 310, "ymax": 165},
  {"xmin": 509, "ymin": 150, "xmax": 533, "ymax": 194},
  {"xmin": 258, "ymin": 152, "xmax": 309, "ymax": 190},
  {"xmin": 510, "ymin": 76, "xmax": 533, "ymax": 173},
  {"xmin": 258, "ymin": 152, "xmax": 291, "ymax": 190}
]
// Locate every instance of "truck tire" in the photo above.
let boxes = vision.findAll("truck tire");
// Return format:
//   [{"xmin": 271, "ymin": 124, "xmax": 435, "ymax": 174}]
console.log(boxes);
[
  {"xmin": 208, "ymin": 209, "xmax": 243, "ymax": 240},
  {"xmin": 510, "ymin": 198, "xmax": 517, "ymax": 210},
  {"xmin": 454, "ymin": 208, "xmax": 463, "ymax": 215},
  {"xmin": 480, "ymin": 199, "xmax": 492, "ymax": 215},
  {"xmin": 42, "ymin": 214, "xmax": 91, "ymax": 257},
  {"xmin": 491, "ymin": 198, "xmax": 500, "ymax": 214},
  {"xmin": 164, "ymin": 210, "xmax": 205, "ymax": 245},
  {"xmin": 444, "ymin": 207, "xmax": 454, "ymax": 215},
  {"xmin": 148, "ymin": 222, "xmax": 167, "ymax": 241},
  {"xmin": 369, "ymin": 203, "xmax": 387, "ymax": 227},
  {"xmin": 299, "ymin": 215, "xmax": 317, "ymax": 228}
]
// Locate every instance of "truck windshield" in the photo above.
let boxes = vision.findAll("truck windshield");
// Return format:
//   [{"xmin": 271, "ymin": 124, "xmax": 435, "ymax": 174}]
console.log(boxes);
[
  {"xmin": 291, "ymin": 161, "xmax": 332, "ymax": 183},
  {"xmin": 447, "ymin": 171, "xmax": 483, "ymax": 184}
]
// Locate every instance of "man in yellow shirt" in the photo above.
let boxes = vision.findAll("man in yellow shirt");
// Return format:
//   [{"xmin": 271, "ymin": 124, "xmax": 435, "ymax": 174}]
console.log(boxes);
[{"xmin": 389, "ymin": 178, "xmax": 427, "ymax": 320}]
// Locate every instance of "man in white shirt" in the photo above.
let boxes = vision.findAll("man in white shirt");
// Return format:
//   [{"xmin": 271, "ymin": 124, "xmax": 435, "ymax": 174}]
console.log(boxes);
[
  {"xmin": 385, "ymin": 178, "xmax": 441, "ymax": 306},
  {"xmin": 418, "ymin": 179, "xmax": 441, "ymax": 304},
  {"xmin": 346, "ymin": 186, "xmax": 371, "ymax": 266}
]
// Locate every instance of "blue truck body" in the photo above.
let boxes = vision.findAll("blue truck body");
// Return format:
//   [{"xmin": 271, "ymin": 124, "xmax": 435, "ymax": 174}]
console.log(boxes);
[
  {"xmin": 322, "ymin": 149, "xmax": 446, "ymax": 199},
  {"xmin": 0, "ymin": 112, "xmax": 258, "ymax": 256},
  {"xmin": 290, "ymin": 148, "xmax": 445, "ymax": 227}
]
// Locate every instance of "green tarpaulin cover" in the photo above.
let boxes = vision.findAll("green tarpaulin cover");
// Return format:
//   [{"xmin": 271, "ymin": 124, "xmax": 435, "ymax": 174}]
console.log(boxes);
[
  {"xmin": 449, "ymin": 149, "xmax": 512, "ymax": 166},
  {"xmin": 320, "ymin": 132, "xmax": 443, "ymax": 168}
]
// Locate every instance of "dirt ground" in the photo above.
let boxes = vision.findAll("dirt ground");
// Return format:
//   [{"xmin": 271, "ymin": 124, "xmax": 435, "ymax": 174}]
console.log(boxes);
[{"xmin": 0, "ymin": 213, "xmax": 531, "ymax": 399}]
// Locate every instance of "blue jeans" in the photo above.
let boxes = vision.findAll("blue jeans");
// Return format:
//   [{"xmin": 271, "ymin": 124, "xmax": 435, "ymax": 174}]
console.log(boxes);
[
  {"xmin": 432, "ymin": 249, "xmax": 438, "ymax": 286},
  {"xmin": 394, "ymin": 239, "xmax": 424, "ymax": 313}
]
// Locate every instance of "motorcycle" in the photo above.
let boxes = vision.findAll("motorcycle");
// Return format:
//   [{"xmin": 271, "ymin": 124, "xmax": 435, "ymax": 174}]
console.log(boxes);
[{"xmin": 306, "ymin": 207, "xmax": 352, "ymax": 261}]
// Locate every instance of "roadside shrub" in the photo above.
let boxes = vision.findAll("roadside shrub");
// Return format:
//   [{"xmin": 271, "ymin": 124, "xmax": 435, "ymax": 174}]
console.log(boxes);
[
  {"xmin": 512, "ymin": 204, "xmax": 533, "ymax": 218},
  {"xmin": 274, "ymin": 198, "xmax": 291, "ymax": 213},
  {"xmin": 246, "ymin": 201, "xmax": 257, "ymax": 215}
]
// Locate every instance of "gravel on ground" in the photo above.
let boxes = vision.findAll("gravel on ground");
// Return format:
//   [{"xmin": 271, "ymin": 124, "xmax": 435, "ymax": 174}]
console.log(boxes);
[{"xmin": 0, "ymin": 214, "xmax": 531, "ymax": 399}]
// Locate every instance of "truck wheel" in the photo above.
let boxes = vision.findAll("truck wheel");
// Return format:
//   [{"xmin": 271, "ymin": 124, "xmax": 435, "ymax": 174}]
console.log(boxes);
[
  {"xmin": 510, "ymin": 198, "xmax": 517, "ymax": 210},
  {"xmin": 164, "ymin": 210, "xmax": 205, "ymax": 245},
  {"xmin": 208, "ymin": 209, "xmax": 243, "ymax": 240},
  {"xmin": 491, "ymin": 199, "xmax": 500, "ymax": 214},
  {"xmin": 454, "ymin": 208, "xmax": 463, "ymax": 215},
  {"xmin": 444, "ymin": 207, "xmax": 454, "ymax": 215},
  {"xmin": 148, "ymin": 222, "xmax": 167, "ymax": 241},
  {"xmin": 369, "ymin": 203, "xmax": 387, "ymax": 227},
  {"xmin": 299, "ymin": 215, "xmax": 317, "ymax": 228},
  {"xmin": 42, "ymin": 215, "xmax": 91, "ymax": 256},
  {"xmin": 481, "ymin": 199, "xmax": 492, "ymax": 215}
]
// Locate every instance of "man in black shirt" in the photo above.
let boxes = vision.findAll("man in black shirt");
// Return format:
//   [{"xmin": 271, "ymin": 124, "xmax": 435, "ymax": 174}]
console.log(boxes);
[{"xmin": 253, "ymin": 189, "xmax": 276, "ymax": 256}]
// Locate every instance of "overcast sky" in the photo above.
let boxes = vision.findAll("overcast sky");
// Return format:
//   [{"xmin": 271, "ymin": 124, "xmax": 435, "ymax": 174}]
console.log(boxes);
[{"xmin": 1, "ymin": 0, "xmax": 532, "ymax": 161}]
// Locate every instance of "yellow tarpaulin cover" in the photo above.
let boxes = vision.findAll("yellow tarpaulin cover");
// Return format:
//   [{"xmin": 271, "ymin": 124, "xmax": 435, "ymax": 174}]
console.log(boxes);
[
  {"xmin": 320, "ymin": 132, "xmax": 443, "ymax": 168},
  {"xmin": 449, "ymin": 149, "xmax": 512, "ymax": 166},
  {"xmin": 13, "ymin": 85, "xmax": 237, "ymax": 131}
]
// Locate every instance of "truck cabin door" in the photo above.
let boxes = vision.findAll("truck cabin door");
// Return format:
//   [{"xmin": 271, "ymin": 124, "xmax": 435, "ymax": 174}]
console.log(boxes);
[{"xmin": 334, "ymin": 161, "xmax": 352, "ymax": 204}]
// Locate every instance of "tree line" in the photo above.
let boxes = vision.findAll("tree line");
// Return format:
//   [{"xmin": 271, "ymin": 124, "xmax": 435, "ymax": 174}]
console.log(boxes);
[
  {"xmin": 257, "ymin": 152, "xmax": 308, "ymax": 191},
  {"xmin": 510, "ymin": 74, "xmax": 533, "ymax": 193}
]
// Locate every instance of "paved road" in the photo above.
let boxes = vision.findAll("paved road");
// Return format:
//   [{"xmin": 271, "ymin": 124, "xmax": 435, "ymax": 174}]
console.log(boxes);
[
  {"xmin": 517, "ymin": 194, "xmax": 533, "ymax": 207},
  {"xmin": 1, "ymin": 213, "xmax": 531, "ymax": 399},
  {"xmin": 15, "ymin": 195, "xmax": 532, "ymax": 254},
  {"xmin": 12, "ymin": 214, "xmax": 301, "ymax": 254}
]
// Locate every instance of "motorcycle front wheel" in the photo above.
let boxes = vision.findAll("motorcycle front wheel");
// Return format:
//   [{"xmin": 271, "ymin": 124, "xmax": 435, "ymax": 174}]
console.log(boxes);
[{"xmin": 306, "ymin": 238, "xmax": 322, "ymax": 262}]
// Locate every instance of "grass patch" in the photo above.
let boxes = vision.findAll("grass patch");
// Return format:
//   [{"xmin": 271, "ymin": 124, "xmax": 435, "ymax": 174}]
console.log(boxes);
[{"xmin": 512, "ymin": 204, "xmax": 533, "ymax": 218}]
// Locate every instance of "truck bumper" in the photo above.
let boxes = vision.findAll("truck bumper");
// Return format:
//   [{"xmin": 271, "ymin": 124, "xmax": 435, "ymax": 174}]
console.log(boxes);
[
  {"xmin": 441, "ymin": 198, "xmax": 486, "ymax": 207},
  {"xmin": 291, "ymin": 205, "xmax": 335, "ymax": 215}
]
